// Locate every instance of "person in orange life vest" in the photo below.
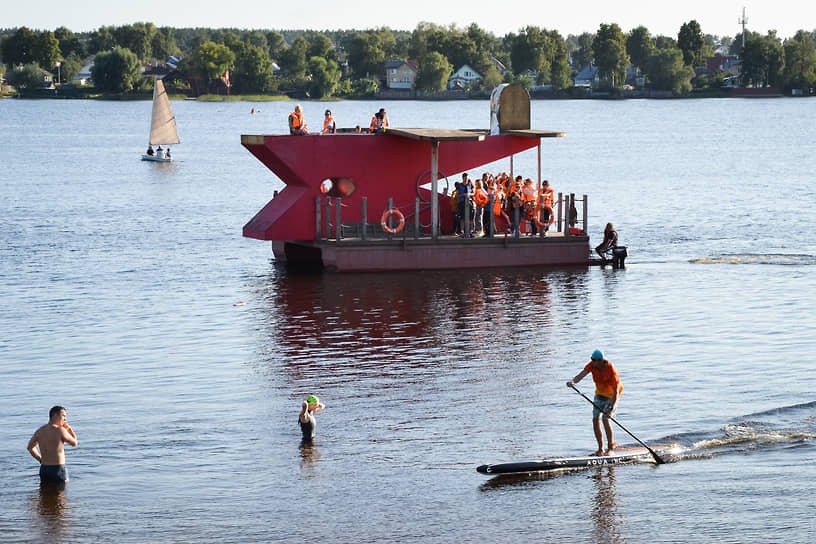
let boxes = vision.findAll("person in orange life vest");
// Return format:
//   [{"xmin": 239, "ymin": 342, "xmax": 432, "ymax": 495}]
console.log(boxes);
[
  {"xmin": 566, "ymin": 349, "xmax": 622, "ymax": 456},
  {"xmin": 491, "ymin": 183, "xmax": 510, "ymax": 234},
  {"xmin": 321, "ymin": 109, "xmax": 336, "ymax": 134},
  {"xmin": 288, "ymin": 104, "xmax": 308, "ymax": 135},
  {"xmin": 369, "ymin": 108, "xmax": 389, "ymax": 133},
  {"xmin": 522, "ymin": 178, "xmax": 538, "ymax": 235},
  {"xmin": 538, "ymin": 179, "xmax": 555, "ymax": 232}
]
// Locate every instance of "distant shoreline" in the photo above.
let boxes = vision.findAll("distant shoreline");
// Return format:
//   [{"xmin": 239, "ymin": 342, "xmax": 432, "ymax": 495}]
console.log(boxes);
[{"xmin": 3, "ymin": 87, "xmax": 802, "ymax": 101}]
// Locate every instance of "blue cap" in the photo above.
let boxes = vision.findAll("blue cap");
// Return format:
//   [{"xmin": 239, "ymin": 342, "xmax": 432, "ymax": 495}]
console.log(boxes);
[{"xmin": 591, "ymin": 349, "xmax": 604, "ymax": 360}]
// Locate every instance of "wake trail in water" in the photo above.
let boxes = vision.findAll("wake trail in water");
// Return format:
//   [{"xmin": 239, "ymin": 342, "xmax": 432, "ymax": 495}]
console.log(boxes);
[
  {"xmin": 690, "ymin": 253, "xmax": 816, "ymax": 265},
  {"xmin": 665, "ymin": 400, "xmax": 816, "ymax": 460}
]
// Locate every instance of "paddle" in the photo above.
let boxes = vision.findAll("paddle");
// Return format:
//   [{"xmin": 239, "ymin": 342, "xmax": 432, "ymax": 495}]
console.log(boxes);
[{"xmin": 569, "ymin": 384, "xmax": 665, "ymax": 465}]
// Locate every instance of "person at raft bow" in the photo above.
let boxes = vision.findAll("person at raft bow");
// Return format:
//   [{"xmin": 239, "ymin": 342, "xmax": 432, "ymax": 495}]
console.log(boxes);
[
  {"xmin": 289, "ymin": 104, "xmax": 308, "ymax": 135},
  {"xmin": 321, "ymin": 110, "xmax": 336, "ymax": 134},
  {"xmin": 566, "ymin": 349, "xmax": 622, "ymax": 456},
  {"xmin": 299, "ymin": 395, "xmax": 325, "ymax": 442},
  {"xmin": 369, "ymin": 108, "xmax": 389, "ymax": 133}
]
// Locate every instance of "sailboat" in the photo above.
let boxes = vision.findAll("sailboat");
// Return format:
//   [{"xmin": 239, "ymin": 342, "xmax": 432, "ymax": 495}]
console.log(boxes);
[{"xmin": 141, "ymin": 78, "xmax": 179, "ymax": 162}]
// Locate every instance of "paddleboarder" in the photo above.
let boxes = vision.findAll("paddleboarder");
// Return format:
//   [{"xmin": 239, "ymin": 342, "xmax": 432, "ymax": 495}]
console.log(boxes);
[
  {"xmin": 567, "ymin": 349, "xmax": 622, "ymax": 456},
  {"xmin": 299, "ymin": 395, "xmax": 325, "ymax": 443}
]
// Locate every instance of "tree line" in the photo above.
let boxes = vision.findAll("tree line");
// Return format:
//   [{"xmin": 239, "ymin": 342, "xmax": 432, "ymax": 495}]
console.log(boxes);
[{"xmin": 2, "ymin": 21, "xmax": 815, "ymax": 97}]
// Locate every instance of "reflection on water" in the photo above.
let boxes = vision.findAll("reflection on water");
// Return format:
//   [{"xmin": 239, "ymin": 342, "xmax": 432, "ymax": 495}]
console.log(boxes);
[
  {"xmin": 30, "ymin": 481, "xmax": 70, "ymax": 541},
  {"xmin": 590, "ymin": 467, "xmax": 621, "ymax": 543},
  {"xmin": 249, "ymin": 267, "xmax": 591, "ymax": 374},
  {"xmin": 299, "ymin": 442, "xmax": 321, "ymax": 478}
]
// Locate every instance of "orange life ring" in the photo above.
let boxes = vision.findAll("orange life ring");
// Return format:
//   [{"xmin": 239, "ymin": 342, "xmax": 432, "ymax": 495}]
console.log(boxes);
[
  {"xmin": 534, "ymin": 205, "xmax": 555, "ymax": 228},
  {"xmin": 381, "ymin": 209, "xmax": 405, "ymax": 234}
]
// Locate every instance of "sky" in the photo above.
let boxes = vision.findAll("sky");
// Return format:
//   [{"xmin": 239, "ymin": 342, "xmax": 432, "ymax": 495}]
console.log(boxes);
[{"xmin": 4, "ymin": 0, "xmax": 815, "ymax": 40}]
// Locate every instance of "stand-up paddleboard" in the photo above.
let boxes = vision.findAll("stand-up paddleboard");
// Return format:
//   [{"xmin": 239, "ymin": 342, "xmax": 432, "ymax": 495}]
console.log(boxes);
[{"xmin": 477, "ymin": 444, "xmax": 681, "ymax": 475}]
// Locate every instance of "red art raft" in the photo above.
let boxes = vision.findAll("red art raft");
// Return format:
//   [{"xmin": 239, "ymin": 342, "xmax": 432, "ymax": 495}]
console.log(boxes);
[{"xmin": 241, "ymin": 86, "xmax": 592, "ymax": 272}]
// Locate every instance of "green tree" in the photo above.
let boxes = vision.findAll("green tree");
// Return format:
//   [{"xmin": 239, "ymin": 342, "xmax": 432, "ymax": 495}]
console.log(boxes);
[
  {"xmin": 352, "ymin": 77, "xmax": 379, "ymax": 97},
  {"xmin": 33, "ymin": 31, "xmax": 61, "ymax": 72},
  {"xmin": 550, "ymin": 38, "xmax": 572, "ymax": 91},
  {"xmin": 415, "ymin": 51, "xmax": 452, "ymax": 92},
  {"xmin": 308, "ymin": 56, "xmax": 340, "ymax": 98},
  {"xmin": 6, "ymin": 62, "xmax": 44, "ymax": 91},
  {"xmin": 308, "ymin": 34, "xmax": 334, "ymax": 60},
  {"xmin": 783, "ymin": 31, "xmax": 816, "ymax": 90},
  {"xmin": 88, "ymin": 26, "xmax": 115, "ymax": 55},
  {"xmin": 627, "ymin": 26, "xmax": 654, "ymax": 72},
  {"xmin": 91, "ymin": 46, "xmax": 142, "ymax": 92},
  {"xmin": 677, "ymin": 20, "xmax": 705, "ymax": 65},
  {"xmin": 348, "ymin": 31, "xmax": 387, "ymax": 78},
  {"xmin": 113, "ymin": 23, "xmax": 157, "ymax": 60},
  {"xmin": 266, "ymin": 31, "xmax": 286, "ymax": 61},
  {"xmin": 59, "ymin": 52, "xmax": 83, "ymax": 84},
  {"xmin": 740, "ymin": 32, "xmax": 785, "ymax": 87},
  {"xmin": 593, "ymin": 23, "xmax": 629, "ymax": 88},
  {"xmin": 151, "ymin": 27, "xmax": 179, "ymax": 61},
  {"xmin": 646, "ymin": 46, "xmax": 694, "ymax": 94},
  {"xmin": 232, "ymin": 42, "xmax": 277, "ymax": 94},
  {"xmin": 509, "ymin": 26, "xmax": 554, "ymax": 77},
  {"xmin": 654, "ymin": 35, "xmax": 678, "ymax": 50},
  {"xmin": 466, "ymin": 23, "xmax": 498, "ymax": 75},
  {"xmin": 55, "ymin": 27, "xmax": 84, "ymax": 59},
  {"xmin": 279, "ymin": 36, "xmax": 308, "ymax": 78},
  {"xmin": 571, "ymin": 32, "xmax": 595, "ymax": 69},
  {"xmin": 1, "ymin": 27, "xmax": 38, "ymax": 66},
  {"xmin": 191, "ymin": 41, "xmax": 235, "ymax": 83},
  {"xmin": 481, "ymin": 64, "xmax": 503, "ymax": 90}
]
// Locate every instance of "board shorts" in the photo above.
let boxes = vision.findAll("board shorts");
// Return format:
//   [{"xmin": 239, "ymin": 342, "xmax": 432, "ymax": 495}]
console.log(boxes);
[
  {"xmin": 592, "ymin": 395, "xmax": 616, "ymax": 420},
  {"xmin": 39, "ymin": 464, "xmax": 68, "ymax": 483}
]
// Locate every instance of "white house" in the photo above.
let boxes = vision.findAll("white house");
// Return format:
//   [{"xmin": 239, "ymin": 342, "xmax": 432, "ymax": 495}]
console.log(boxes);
[
  {"xmin": 447, "ymin": 64, "xmax": 482, "ymax": 90},
  {"xmin": 73, "ymin": 61, "xmax": 93, "ymax": 85},
  {"xmin": 573, "ymin": 65, "xmax": 599, "ymax": 89}
]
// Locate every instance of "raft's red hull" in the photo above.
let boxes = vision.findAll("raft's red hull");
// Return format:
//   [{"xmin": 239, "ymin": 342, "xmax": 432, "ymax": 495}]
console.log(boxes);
[{"xmin": 241, "ymin": 131, "xmax": 590, "ymax": 271}]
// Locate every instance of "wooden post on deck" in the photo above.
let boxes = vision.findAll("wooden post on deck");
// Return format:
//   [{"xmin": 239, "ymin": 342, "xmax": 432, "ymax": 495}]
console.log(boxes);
[
  {"xmin": 557, "ymin": 192, "xmax": 563, "ymax": 233},
  {"xmin": 488, "ymin": 195, "xmax": 495, "ymax": 238},
  {"xmin": 564, "ymin": 194, "xmax": 571, "ymax": 238},
  {"xmin": 336, "ymin": 198, "xmax": 342, "ymax": 242},
  {"xmin": 582, "ymin": 194, "xmax": 588, "ymax": 236},
  {"xmin": 414, "ymin": 198, "xmax": 420, "ymax": 239},
  {"xmin": 325, "ymin": 197, "xmax": 332, "ymax": 241},
  {"xmin": 361, "ymin": 197, "xmax": 368, "ymax": 240},
  {"xmin": 431, "ymin": 141, "xmax": 439, "ymax": 241},
  {"xmin": 537, "ymin": 142, "xmax": 541, "ymax": 190},
  {"xmin": 464, "ymin": 192, "xmax": 471, "ymax": 238},
  {"xmin": 315, "ymin": 196, "xmax": 321, "ymax": 241}
]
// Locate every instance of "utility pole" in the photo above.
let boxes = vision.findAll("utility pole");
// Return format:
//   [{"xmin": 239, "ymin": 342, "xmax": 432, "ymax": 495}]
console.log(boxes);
[{"xmin": 738, "ymin": 7, "xmax": 749, "ymax": 49}]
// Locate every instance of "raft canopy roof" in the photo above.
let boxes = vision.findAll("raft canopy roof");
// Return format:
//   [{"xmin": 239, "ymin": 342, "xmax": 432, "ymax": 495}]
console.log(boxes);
[{"xmin": 386, "ymin": 128, "xmax": 565, "ymax": 142}]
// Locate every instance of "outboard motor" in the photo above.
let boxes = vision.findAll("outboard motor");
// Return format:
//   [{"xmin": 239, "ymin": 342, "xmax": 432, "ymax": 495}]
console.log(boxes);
[{"xmin": 612, "ymin": 246, "xmax": 628, "ymax": 269}]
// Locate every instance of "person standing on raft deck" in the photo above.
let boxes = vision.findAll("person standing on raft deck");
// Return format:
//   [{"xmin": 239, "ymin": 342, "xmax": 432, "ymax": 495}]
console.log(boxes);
[
  {"xmin": 566, "ymin": 350, "xmax": 622, "ymax": 456},
  {"xmin": 299, "ymin": 395, "xmax": 325, "ymax": 442}
]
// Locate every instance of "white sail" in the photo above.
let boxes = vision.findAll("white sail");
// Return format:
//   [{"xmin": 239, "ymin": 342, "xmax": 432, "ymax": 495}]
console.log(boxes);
[{"xmin": 148, "ymin": 79, "xmax": 179, "ymax": 145}]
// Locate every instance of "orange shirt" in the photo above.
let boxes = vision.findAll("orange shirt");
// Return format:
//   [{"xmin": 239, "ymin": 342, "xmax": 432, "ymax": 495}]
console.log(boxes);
[{"xmin": 584, "ymin": 361, "xmax": 623, "ymax": 398}]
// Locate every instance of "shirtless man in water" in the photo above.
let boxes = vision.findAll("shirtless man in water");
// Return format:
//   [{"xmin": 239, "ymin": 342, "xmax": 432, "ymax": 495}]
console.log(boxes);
[{"xmin": 27, "ymin": 406, "xmax": 78, "ymax": 483}]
